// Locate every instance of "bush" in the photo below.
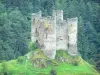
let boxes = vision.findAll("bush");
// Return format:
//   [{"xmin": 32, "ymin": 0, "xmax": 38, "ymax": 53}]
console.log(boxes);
[
  {"xmin": 1, "ymin": 62, "xmax": 8, "ymax": 75},
  {"xmin": 17, "ymin": 56, "xmax": 24, "ymax": 64},
  {"xmin": 72, "ymin": 61, "xmax": 78, "ymax": 66},
  {"xmin": 28, "ymin": 42, "xmax": 38, "ymax": 51},
  {"xmin": 50, "ymin": 69, "xmax": 57, "ymax": 75},
  {"xmin": 71, "ymin": 57, "xmax": 79, "ymax": 66}
]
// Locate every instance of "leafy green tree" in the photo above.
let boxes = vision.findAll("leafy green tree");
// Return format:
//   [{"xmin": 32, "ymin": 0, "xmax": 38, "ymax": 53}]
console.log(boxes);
[
  {"xmin": 8, "ymin": 9, "xmax": 30, "ymax": 58},
  {"xmin": 0, "ymin": 5, "xmax": 30, "ymax": 60}
]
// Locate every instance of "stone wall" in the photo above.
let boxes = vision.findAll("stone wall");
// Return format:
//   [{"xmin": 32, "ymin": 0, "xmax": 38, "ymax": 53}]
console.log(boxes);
[
  {"xmin": 31, "ymin": 10, "xmax": 78, "ymax": 59},
  {"xmin": 56, "ymin": 21, "xmax": 68, "ymax": 50},
  {"xmin": 67, "ymin": 18, "xmax": 78, "ymax": 55}
]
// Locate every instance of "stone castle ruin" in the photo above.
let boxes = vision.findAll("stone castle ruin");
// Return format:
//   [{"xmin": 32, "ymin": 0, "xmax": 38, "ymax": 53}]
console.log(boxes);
[{"xmin": 31, "ymin": 10, "xmax": 78, "ymax": 59}]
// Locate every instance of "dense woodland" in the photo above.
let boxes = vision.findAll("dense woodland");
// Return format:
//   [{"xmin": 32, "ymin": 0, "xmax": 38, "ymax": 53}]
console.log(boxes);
[{"xmin": 0, "ymin": 0, "xmax": 100, "ymax": 71}]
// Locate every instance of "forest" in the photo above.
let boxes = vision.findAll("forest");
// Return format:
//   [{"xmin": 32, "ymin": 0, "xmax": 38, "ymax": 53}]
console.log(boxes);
[{"xmin": 0, "ymin": 0, "xmax": 100, "ymax": 73}]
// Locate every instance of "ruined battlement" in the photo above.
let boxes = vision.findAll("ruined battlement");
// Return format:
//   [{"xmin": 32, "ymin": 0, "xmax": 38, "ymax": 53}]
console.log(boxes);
[
  {"xmin": 52, "ymin": 10, "xmax": 63, "ymax": 21},
  {"xmin": 31, "ymin": 10, "xmax": 78, "ymax": 59}
]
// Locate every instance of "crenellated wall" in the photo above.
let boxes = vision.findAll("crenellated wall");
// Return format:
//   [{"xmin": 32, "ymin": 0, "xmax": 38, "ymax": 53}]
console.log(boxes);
[{"xmin": 31, "ymin": 10, "xmax": 78, "ymax": 59}]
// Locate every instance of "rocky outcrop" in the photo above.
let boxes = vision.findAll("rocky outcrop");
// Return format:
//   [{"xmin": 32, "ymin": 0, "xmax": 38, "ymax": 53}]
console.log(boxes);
[
  {"xmin": 27, "ymin": 49, "xmax": 81, "ymax": 68},
  {"xmin": 29, "ymin": 49, "xmax": 58, "ymax": 68}
]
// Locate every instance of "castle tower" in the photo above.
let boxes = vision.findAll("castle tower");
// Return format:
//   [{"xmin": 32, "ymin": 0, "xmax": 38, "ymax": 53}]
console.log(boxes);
[
  {"xmin": 37, "ymin": 11, "xmax": 42, "ymax": 18},
  {"xmin": 54, "ymin": 10, "xmax": 67, "ymax": 50},
  {"xmin": 52, "ymin": 10, "xmax": 63, "ymax": 21},
  {"xmin": 52, "ymin": 10, "xmax": 56, "ymax": 20},
  {"xmin": 31, "ymin": 11, "xmax": 42, "ymax": 42},
  {"xmin": 43, "ymin": 18, "xmax": 56, "ymax": 59},
  {"xmin": 31, "ymin": 13, "xmax": 36, "ymax": 42},
  {"xmin": 56, "ymin": 10, "xmax": 63, "ymax": 21},
  {"xmin": 67, "ymin": 17, "xmax": 78, "ymax": 55}
]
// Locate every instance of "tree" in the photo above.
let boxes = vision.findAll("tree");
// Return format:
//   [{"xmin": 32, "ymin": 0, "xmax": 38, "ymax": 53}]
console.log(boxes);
[{"xmin": 0, "ymin": 6, "xmax": 30, "ymax": 60}]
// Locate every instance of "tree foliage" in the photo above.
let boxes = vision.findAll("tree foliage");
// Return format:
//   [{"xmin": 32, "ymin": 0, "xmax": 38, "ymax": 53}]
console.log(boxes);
[{"xmin": 0, "ymin": 0, "xmax": 100, "ymax": 71}]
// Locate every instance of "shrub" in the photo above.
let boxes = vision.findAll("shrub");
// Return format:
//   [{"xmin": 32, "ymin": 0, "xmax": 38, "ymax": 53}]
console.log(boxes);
[
  {"xmin": 71, "ymin": 56, "xmax": 79, "ymax": 66},
  {"xmin": 17, "ymin": 56, "xmax": 24, "ymax": 64},
  {"xmin": 1, "ymin": 62, "xmax": 8, "ymax": 75},
  {"xmin": 72, "ymin": 61, "xmax": 78, "ymax": 66},
  {"xmin": 28, "ymin": 42, "xmax": 38, "ymax": 51},
  {"xmin": 50, "ymin": 69, "xmax": 57, "ymax": 75}
]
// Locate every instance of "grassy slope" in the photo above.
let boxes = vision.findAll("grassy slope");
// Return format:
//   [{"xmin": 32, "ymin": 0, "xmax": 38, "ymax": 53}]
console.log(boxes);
[{"xmin": 0, "ymin": 49, "xmax": 99, "ymax": 75}]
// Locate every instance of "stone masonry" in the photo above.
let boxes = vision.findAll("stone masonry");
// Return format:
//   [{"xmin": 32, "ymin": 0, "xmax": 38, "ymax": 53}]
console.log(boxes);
[{"xmin": 31, "ymin": 10, "xmax": 78, "ymax": 59}]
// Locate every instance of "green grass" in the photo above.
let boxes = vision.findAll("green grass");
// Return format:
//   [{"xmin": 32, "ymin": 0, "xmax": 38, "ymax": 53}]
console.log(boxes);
[
  {"xmin": 55, "ymin": 63, "xmax": 98, "ymax": 75},
  {"xmin": 0, "ymin": 61, "xmax": 99, "ymax": 75},
  {"xmin": 0, "ymin": 50, "xmax": 99, "ymax": 75}
]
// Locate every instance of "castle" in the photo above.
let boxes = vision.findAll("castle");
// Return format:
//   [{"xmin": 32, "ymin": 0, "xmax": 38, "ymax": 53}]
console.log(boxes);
[{"xmin": 31, "ymin": 10, "xmax": 78, "ymax": 59}]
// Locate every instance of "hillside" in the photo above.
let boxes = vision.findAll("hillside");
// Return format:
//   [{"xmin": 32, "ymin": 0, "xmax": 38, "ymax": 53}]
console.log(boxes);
[
  {"xmin": 0, "ymin": 49, "xmax": 99, "ymax": 75},
  {"xmin": 0, "ymin": 0, "xmax": 100, "ymax": 72}
]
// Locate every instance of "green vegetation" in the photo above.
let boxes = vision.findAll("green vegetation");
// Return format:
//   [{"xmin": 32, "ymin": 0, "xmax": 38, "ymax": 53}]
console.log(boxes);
[
  {"xmin": 0, "ymin": 50, "xmax": 99, "ymax": 75},
  {"xmin": 28, "ymin": 42, "xmax": 39, "ymax": 51},
  {"xmin": 0, "ymin": 0, "xmax": 100, "ymax": 73}
]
